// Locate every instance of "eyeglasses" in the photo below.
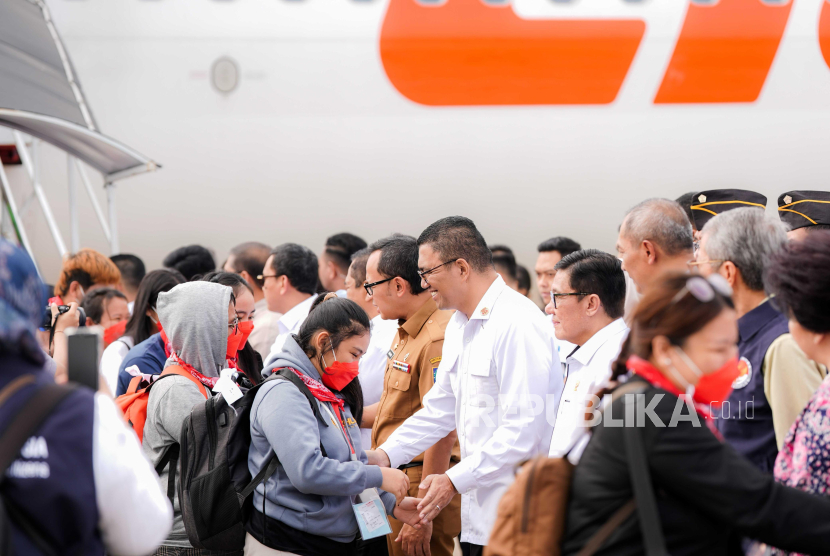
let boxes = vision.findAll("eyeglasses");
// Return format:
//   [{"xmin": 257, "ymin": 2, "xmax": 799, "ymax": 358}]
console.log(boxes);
[
  {"xmin": 686, "ymin": 259, "xmax": 724, "ymax": 272},
  {"xmin": 256, "ymin": 274, "xmax": 280, "ymax": 282},
  {"xmin": 670, "ymin": 275, "xmax": 732, "ymax": 305},
  {"xmin": 364, "ymin": 277, "xmax": 394, "ymax": 296},
  {"xmin": 550, "ymin": 291, "xmax": 592, "ymax": 309},
  {"xmin": 417, "ymin": 258, "xmax": 460, "ymax": 286},
  {"xmin": 228, "ymin": 317, "xmax": 239, "ymax": 335}
]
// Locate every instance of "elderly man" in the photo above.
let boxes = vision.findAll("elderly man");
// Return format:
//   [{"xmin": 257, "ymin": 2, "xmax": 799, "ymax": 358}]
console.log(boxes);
[
  {"xmin": 616, "ymin": 198, "xmax": 694, "ymax": 295},
  {"xmin": 372, "ymin": 217, "xmax": 562, "ymax": 556},
  {"xmin": 696, "ymin": 208, "xmax": 826, "ymax": 471}
]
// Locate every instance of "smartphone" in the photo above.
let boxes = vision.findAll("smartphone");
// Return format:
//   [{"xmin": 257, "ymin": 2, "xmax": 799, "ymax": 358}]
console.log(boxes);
[{"xmin": 66, "ymin": 328, "xmax": 101, "ymax": 390}]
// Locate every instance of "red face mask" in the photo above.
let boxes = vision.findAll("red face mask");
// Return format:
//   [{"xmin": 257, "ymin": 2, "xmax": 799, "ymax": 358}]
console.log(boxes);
[
  {"xmin": 226, "ymin": 327, "xmax": 245, "ymax": 360},
  {"xmin": 103, "ymin": 320, "xmax": 128, "ymax": 348},
  {"xmin": 692, "ymin": 356, "xmax": 740, "ymax": 407},
  {"xmin": 320, "ymin": 340, "xmax": 360, "ymax": 391},
  {"xmin": 237, "ymin": 320, "xmax": 254, "ymax": 350},
  {"xmin": 674, "ymin": 348, "xmax": 740, "ymax": 407}
]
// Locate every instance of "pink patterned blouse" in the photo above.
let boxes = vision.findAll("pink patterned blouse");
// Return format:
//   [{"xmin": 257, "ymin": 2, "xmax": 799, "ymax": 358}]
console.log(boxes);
[{"xmin": 770, "ymin": 374, "xmax": 830, "ymax": 556}]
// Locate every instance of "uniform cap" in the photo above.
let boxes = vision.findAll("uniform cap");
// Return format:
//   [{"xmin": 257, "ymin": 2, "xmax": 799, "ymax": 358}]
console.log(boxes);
[
  {"xmin": 777, "ymin": 190, "xmax": 830, "ymax": 231},
  {"xmin": 691, "ymin": 189, "xmax": 767, "ymax": 230}
]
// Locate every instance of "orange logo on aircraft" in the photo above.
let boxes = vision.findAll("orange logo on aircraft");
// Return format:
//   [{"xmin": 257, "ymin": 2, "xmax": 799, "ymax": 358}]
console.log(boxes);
[
  {"xmin": 379, "ymin": 0, "xmax": 645, "ymax": 105},
  {"xmin": 379, "ymin": 0, "xmax": 799, "ymax": 106}
]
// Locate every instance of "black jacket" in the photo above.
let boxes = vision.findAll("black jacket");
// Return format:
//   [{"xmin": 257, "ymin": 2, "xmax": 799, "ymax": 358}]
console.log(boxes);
[{"xmin": 562, "ymin": 377, "xmax": 830, "ymax": 556}]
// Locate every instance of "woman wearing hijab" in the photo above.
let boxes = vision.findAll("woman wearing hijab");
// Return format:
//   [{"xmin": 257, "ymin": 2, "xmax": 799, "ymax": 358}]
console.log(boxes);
[
  {"xmin": 0, "ymin": 239, "xmax": 172, "ymax": 555},
  {"xmin": 561, "ymin": 273, "xmax": 830, "ymax": 556},
  {"xmin": 143, "ymin": 280, "xmax": 246, "ymax": 556},
  {"xmin": 245, "ymin": 294, "xmax": 421, "ymax": 556}
]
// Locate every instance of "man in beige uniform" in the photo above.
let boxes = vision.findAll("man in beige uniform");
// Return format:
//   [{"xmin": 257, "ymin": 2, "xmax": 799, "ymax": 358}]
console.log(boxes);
[{"xmin": 364, "ymin": 235, "xmax": 460, "ymax": 556}]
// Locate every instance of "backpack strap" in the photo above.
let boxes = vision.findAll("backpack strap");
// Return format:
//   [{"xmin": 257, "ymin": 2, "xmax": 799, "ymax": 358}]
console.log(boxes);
[
  {"xmin": 576, "ymin": 380, "xmax": 668, "ymax": 556},
  {"xmin": 0, "ymin": 379, "xmax": 78, "ymax": 556},
  {"xmin": 155, "ymin": 443, "xmax": 180, "ymax": 506},
  {"xmin": 237, "ymin": 367, "xmax": 330, "ymax": 502},
  {"xmin": 162, "ymin": 366, "xmax": 209, "ymax": 399},
  {"xmin": 623, "ymin": 394, "xmax": 669, "ymax": 556}
]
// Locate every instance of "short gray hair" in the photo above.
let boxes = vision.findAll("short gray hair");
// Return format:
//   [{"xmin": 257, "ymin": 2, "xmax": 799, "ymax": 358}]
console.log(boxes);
[
  {"xmin": 622, "ymin": 198, "xmax": 694, "ymax": 257},
  {"xmin": 702, "ymin": 207, "xmax": 787, "ymax": 291}
]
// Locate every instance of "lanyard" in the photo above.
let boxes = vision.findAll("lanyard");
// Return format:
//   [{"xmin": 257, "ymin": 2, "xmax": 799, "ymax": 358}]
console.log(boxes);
[{"xmin": 322, "ymin": 403, "xmax": 356, "ymax": 459}]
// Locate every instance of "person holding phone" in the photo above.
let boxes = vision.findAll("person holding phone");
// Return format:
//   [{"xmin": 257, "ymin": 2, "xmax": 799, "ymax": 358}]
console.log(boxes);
[{"xmin": 0, "ymin": 239, "xmax": 173, "ymax": 555}]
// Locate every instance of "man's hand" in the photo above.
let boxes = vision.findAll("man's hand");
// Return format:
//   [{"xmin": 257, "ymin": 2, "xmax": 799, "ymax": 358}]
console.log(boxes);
[
  {"xmin": 51, "ymin": 302, "xmax": 80, "ymax": 334},
  {"xmin": 392, "ymin": 497, "xmax": 423, "ymax": 529},
  {"xmin": 396, "ymin": 521, "xmax": 433, "ymax": 556},
  {"xmin": 416, "ymin": 473, "xmax": 457, "ymax": 524},
  {"xmin": 367, "ymin": 449, "xmax": 391, "ymax": 468}
]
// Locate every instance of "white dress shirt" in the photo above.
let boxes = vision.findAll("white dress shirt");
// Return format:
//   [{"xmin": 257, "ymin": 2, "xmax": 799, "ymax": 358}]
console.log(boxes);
[
  {"xmin": 264, "ymin": 294, "xmax": 318, "ymax": 366},
  {"xmin": 359, "ymin": 315, "xmax": 400, "ymax": 448},
  {"xmin": 548, "ymin": 318, "xmax": 628, "ymax": 460},
  {"xmin": 379, "ymin": 276, "xmax": 563, "ymax": 546},
  {"xmin": 249, "ymin": 298, "xmax": 282, "ymax": 362},
  {"xmin": 101, "ymin": 337, "xmax": 134, "ymax": 394}
]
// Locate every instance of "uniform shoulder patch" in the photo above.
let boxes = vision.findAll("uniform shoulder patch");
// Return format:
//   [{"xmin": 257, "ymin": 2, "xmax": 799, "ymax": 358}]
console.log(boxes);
[{"xmin": 429, "ymin": 356, "xmax": 442, "ymax": 365}]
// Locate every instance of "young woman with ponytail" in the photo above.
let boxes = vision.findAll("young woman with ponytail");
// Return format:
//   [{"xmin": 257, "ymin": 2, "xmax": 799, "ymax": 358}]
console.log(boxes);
[
  {"xmin": 245, "ymin": 293, "xmax": 423, "ymax": 556},
  {"xmin": 561, "ymin": 273, "xmax": 830, "ymax": 556}
]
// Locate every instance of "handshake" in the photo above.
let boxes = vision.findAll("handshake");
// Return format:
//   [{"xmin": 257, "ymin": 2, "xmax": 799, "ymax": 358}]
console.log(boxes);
[{"xmin": 369, "ymin": 449, "xmax": 458, "ymax": 532}]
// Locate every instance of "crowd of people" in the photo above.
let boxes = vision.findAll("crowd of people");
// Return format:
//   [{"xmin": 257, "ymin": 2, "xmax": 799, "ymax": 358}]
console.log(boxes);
[{"xmin": 0, "ymin": 188, "xmax": 829, "ymax": 556}]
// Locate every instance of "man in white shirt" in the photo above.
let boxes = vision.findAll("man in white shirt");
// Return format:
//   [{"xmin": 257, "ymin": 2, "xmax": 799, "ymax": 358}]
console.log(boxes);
[
  {"xmin": 372, "ymin": 217, "xmax": 562, "ymax": 555},
  {"xmin": 262, "ymin": 243, "xmax": 320, "ymax": 367},
  {"xmin": 545, "ymin": 249, "xmax": 629, "ymax": 459},
  {"xmin": 344, "ymin": 246, "xmax": 399, "ymax": 447},
  {"xmin": 223, "ymin": 242, "xmax": 283, "ymax": 361},
  {"xmin": 318, "ymin": 232, "xmax": 367, "ymax": 296}
]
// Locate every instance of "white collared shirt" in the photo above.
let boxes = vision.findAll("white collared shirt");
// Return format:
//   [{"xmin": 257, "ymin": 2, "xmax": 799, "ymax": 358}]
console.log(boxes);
[
  {"xmin": 264, "ymin": 294, "xmax": 318, "ymax": 366},
  {"xmin": 548, "ymin": 318, "xmax": 629, "ymax": 460},
  {"xmin": 359, "ymin": 315, "xmax": 399, "ymax": 448},
  {"xmin": 249, "ymin": 298, "xmax": 283, "ymax": 362},
  {"xmin": 379, "ymin": 276, "xmax": 563, "ymax": 546}
]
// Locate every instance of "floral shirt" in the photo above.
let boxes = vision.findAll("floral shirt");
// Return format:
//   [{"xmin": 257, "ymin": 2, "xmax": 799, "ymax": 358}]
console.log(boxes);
[{"xmin": 768, "ymin": 374, "xmax": 830, "ymax": 556}]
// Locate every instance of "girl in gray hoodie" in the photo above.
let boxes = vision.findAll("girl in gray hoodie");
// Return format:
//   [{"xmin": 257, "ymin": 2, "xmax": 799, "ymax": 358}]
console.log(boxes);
[
  {"xmin": 143, "ymin": 281, "xmax": 245, "ymax": 556},
  {"xmin": 246, "ymin": 295, "xmax": 422, "ymax": 556}
]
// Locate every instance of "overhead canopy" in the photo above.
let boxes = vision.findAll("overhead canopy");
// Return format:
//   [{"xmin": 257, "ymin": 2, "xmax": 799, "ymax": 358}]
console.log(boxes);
[
  {"xmin": 0, "ymin": 109, "xmax": 158, "ymax": 180},
  {"xmin": 0, "ymin": 0, "xmax": 159, "ymax": 180}
]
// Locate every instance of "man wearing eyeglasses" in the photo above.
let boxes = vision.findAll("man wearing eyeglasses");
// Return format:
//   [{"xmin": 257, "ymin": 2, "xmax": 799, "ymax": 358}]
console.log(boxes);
[
  {"xmin": 370, "ymin": 217, "xmax": 562, "ymax": 556},
  {"xmin": 260, "ymin": 243, "xmax": 319, "ymax": 367},
  {"xmin": 545, "ymin": 249, "xmax": 628, "ymax": 460},
  {"xmin": 696, "ymin": 208, "xmax": 826, "ymax": 472},
  {"xmin": 364, "ymin": 234, "xmax": 460, "ymax": 556}
]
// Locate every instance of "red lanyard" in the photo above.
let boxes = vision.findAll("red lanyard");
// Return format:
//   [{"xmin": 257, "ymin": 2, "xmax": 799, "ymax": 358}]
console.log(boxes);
[{"xmin": 326, "ymin": 405, "xmax": 356, "ymax": 457}]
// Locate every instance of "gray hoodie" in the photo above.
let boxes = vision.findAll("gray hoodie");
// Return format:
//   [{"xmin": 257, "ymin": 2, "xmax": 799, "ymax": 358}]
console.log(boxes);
[
  {"xmin": 142, "ymin": 282, "xmax": 232, "ymax": 547},
  {"xmin": 249, "ymin": 335, "xmax": 397, "ymax": 544}
]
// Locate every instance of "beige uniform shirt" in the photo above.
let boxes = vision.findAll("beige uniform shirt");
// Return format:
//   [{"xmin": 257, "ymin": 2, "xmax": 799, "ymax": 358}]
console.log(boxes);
[
  {"xmin": 763, "ymin": 333, "xmax": 828, "ymax": 448},
  {"xmin": 371, "ymin": 298, "xmax": 458, "ymax": 463}
]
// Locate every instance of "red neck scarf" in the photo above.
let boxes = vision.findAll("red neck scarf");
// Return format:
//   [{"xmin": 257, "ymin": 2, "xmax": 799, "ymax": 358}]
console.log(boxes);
[
  {"xmin": 627, "ymin": 356, "xmax": 722, "ymax": 438},
  {"xmin": 288, "ymin": 368, "xmax": 344, "ymax": 411},
  {"xmin": 170, "ymin": 352, "xmax": 219, "ymax": 389}
]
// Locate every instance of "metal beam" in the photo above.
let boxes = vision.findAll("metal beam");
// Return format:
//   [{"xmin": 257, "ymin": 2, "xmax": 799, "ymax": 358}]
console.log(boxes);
[
  {"xmin": 75, "ymin": 159, "xmax": 111, "ymax": 243},
  {"xmin": 68, "ymin": 155, "xmax": 79, "ymax": 252},
  {"xmin": 106, "ymin": 182, "xmax": 119, "ymax": 255},
  {"xmin": 0, "ymin": 161, "xmax": 40, "ymax": 277},
  {"xmin": 13, "ymin": 132, "xmax": 68, "ymax": 257}
]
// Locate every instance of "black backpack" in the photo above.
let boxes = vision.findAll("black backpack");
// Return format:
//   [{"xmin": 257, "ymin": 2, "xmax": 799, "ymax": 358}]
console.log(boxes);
[
  {"xmin": 0, "ymin": 376, "xmax": 77, "ymax": 556},
  {"xmin": 177, "ymin": 367, "xmax": 328, "ymax": 551}
]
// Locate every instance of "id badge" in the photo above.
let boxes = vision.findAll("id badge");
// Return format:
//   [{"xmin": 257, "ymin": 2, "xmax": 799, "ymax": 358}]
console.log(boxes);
[{"xmin": 352, "ymin": 488, "xmax": 392, "ymax": 540}]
